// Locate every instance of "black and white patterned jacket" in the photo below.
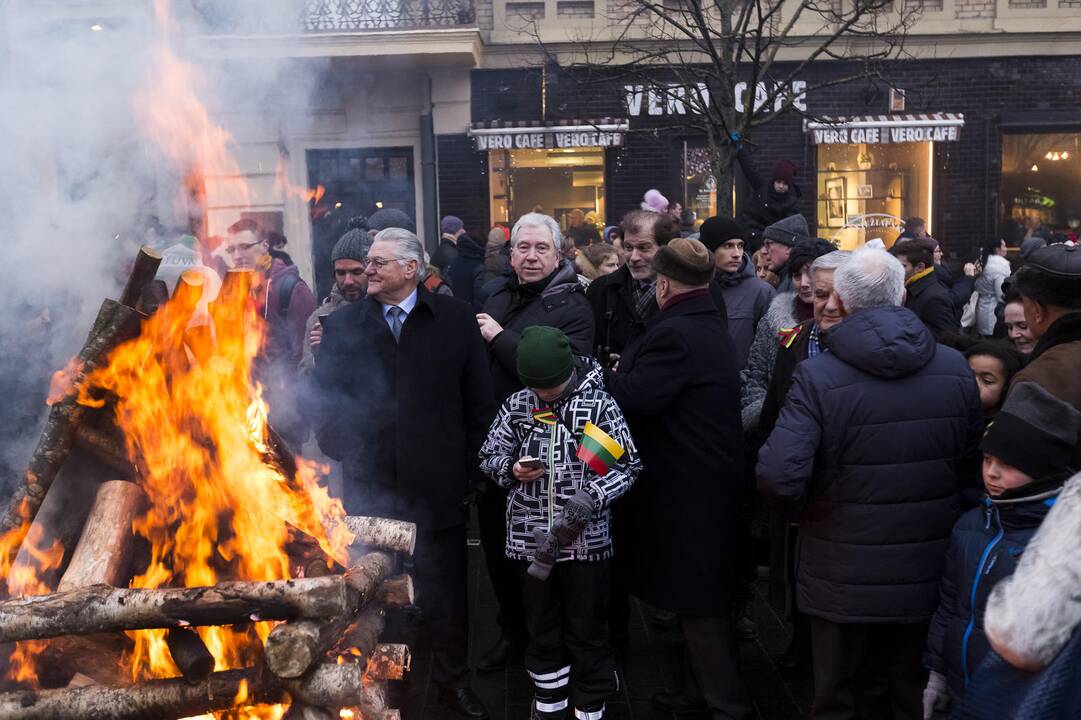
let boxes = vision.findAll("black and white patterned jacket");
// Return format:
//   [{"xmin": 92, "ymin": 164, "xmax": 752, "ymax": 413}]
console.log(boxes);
[{"xmin": 479, "ymin": 360, "xmax": 641, "ymax": 562}]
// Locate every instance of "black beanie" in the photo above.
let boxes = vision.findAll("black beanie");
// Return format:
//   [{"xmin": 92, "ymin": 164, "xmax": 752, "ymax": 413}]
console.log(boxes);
[
  {"xmin": 698, "ymin": 216, "xmax": 745, "ymax": 254},
  {"xmin": 981, "ymin": 382, "xmax": 1081, "ymax": 480}
]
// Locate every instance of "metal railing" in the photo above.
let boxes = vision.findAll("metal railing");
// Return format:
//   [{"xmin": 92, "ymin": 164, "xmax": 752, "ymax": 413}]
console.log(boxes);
[{"xmin": 192, "ymin": 0, "xmax": 477, "ymax": 33}]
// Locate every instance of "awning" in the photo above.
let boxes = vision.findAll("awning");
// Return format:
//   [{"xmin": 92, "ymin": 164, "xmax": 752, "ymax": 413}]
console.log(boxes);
[
  {"xmin": 468, "ymin": 119, "xmax": 629, "ymax": 151},
  {"xmin": 805, "ymin": 113, "xmax": 964, "ymax": 145}
]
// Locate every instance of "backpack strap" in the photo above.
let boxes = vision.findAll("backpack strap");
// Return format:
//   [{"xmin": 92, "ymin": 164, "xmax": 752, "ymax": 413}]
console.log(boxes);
[{"xmin": 276, "ymin": 273, "xmax": 301, "ymax": 316}]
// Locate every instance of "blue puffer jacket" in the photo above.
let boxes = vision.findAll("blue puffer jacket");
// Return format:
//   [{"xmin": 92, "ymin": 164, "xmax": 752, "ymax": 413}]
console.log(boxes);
[
  {"xmin": 924, "ymin": 484, "xmax": 1062, "ymax": 699},
  {"xmin": 757, "ymin": 305, "xmax": 984, "ymax": 623}
]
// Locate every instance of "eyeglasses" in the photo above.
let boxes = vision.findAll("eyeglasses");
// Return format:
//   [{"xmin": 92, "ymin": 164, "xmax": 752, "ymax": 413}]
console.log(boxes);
[
  {"xmin": 225, "ymin": 241, "xmax": 261, "ymax": 254},
  {"xmin": 364, "ymin": 256, "xmax": 409, "ymax": 270}
]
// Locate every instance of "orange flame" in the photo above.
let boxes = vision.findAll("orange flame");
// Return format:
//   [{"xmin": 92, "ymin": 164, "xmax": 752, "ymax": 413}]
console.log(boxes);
[
  {"xmin": 46, "ymin": 357, "xmax": 84, "ymax": 406},
  {"xmin": 274, "ymin": 156, "xmax": 326, "ymax": 205},
  {"xmin": 4, "ymin": 522, "xmax": 64, "ymax": 685}
]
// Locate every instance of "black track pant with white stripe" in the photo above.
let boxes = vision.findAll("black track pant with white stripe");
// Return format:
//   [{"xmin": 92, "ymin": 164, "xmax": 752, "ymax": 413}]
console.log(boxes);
[{"xmin": 519, "ymin": 559, "xmax": 618, "ymax": 719}]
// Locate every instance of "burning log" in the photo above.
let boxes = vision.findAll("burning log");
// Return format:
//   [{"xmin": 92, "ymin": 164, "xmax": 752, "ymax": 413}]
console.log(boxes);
[
  {"xmin": 165, "ymin": 627, "xmax": 214, "ymax": 685},
  {"xmin": 118, "ymin": 246, "xmax": 164, "ymax": 310},
  {"xmin": 57, "ymin": 480, "xmax": 146, "ymax": 592},
  {"xmin": 0, "ymin": 575, "xmax": 349, "ymax": 643},
  {"xmin": 365, "ymin": 644, "xmax": 411, "ymax": 681},
  {"xmin": 0, "ymin": 298, "xmax": 142, "ymax": 574},
  {"xmin": 263, "ymin": 552, "xmax": 394, "ymax": 679},
  {"xmin": 345, "ymin": 517, "xmax": 417, "ymax": 557},
  {"xmin": 377, "ymin": 575, "xmax": 415, "ymax": 608},
  {"xmin": 72, "ymin": 424, "xmax": 134, "ymax": 479},
  {"xmin": 0, "ymin": 663, "xmax": 372, "ymax": 720}
]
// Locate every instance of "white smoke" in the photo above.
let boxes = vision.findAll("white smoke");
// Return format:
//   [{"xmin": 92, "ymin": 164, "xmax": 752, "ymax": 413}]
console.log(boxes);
[{"xmin": 0, "ymin": 1, "xmax": 329, "ymax": 493}]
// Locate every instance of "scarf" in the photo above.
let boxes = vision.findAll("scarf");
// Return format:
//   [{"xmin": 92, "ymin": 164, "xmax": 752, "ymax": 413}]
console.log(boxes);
[
  {"xmin": 1030, "ymin": 312, "xmax": 1081, "ymax": 363},
  {"xmin": 905, "ymin": 266, "xmax": 935, "ymax": 287},
  {"xmin": 506, "ymin": 266, "xmax": 559, "ymax": 313},
  {"xmin": 807, "ymin": 323, "xmax": 822, "ymax": 359},
  {"xmin": 632, "ymin": 279, "xmax": 657, "ymax": 320}
]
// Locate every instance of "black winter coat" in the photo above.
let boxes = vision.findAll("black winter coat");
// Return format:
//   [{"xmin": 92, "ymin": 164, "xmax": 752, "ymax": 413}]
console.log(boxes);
[
  {"xmin": 757, "ymin": 306, "xmax": 984, "ymax": 623},
  {"xmin": 444, "ymin": 235, "xmax": 486, "ymax": 309},
  {"xmin": 604, "ymin": 291, "xmax": 744, "ymax": 615},
  {"xmin": 924, "ymin": 484, "xmax": 1061, "ymax": 699},
  {"xmin": 906, "ymin": 270, "xmax": 959, "ymax": 338},
  {"xmin": 312, "ymin": 286, "xmax": 496, "ymax": 529},
  {"xmin": 482, "ymin": 259, "xmax": 594, "ymax": 404},
  {"xmin": 586, "ymin": 265, "xmax": 728, "ymax": 364},
  {"xmin": 735, "ymin": 150, "xmax": 802, "ymax": 252},
  {"xmin": 935, "ymin": 263, "xmax": 976, "ymax": 316}
]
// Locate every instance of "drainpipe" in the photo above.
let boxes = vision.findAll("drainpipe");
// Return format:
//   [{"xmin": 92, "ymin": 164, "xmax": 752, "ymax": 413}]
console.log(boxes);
[{"xmin": 420, "ymin": 74, "xmax": 439, "ymax": 255}]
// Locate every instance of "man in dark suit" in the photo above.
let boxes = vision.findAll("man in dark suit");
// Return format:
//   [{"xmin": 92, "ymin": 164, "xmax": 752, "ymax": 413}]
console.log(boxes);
[
  {"xmin": 604, "ymin": 238, "xmax": 753, "ymax": 720},
  {"xmin": 313, "ymin": 228, "xmax": 495, "ymax": 719},
  {"xmin": 892, "ymin": 238, "xmax": 958, "ymax": 338}
]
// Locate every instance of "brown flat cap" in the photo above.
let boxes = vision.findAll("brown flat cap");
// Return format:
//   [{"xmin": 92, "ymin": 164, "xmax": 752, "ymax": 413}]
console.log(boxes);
[{"xmin": 652, "ymin": 237, "xmax": 715, "ymax": 286}]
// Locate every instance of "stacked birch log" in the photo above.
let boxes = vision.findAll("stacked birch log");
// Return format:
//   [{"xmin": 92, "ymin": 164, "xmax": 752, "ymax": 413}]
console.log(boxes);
[{"xmin": 0, "ymin": 247, "xmax": 415, "ymax": 720}]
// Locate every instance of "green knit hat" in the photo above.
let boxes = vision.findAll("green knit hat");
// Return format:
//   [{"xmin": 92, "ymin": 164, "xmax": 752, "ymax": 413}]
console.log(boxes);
[{"xmin": 517, "ymin": 326, "xmax": 574, "ymax": 389}]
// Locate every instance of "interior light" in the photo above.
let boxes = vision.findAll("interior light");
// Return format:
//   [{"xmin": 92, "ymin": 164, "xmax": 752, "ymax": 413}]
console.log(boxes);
[
  {"xmin": 334, "ymin": 202, "xmax": 342, "ymax": 209},
  {"xmin": 375, "ymin": 201, "xmax": 384, "ymax": 209},
  {"xmin": 90, "ymin": 23, "xmax": 104, "ymax": 31},
  {"xmin": 1031, "ymin": 164, "xmax": 1039, "ymax": 172}
]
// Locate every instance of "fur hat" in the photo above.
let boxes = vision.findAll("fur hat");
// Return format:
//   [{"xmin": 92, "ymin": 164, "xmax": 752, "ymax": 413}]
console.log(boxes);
[
  {"xmin": 981, "ymin": 382, "xmax": 1081, "ymax": 480},
  {"xmin": 641, "ymin": 189, "xmax": 669, "ymax": 214},
  {"xmin": 652, "ymin": 237, "xmax": 715, "ymax": 286}
]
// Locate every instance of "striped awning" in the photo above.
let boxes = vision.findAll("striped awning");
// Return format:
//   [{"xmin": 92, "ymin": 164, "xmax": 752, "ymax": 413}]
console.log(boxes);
[
  {"xmin": 469, "ymin": 118, "xmax": 629, "ymax": 134},
  {"xmin": 805, "ymin": 113, "xmax": 964, "ymax": 144}
]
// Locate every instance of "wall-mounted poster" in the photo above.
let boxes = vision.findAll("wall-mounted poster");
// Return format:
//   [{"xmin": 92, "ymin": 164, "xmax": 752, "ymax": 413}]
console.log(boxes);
[{"xmin": 825, "ymin": 177, "xmax": 847, "ymax": 227}]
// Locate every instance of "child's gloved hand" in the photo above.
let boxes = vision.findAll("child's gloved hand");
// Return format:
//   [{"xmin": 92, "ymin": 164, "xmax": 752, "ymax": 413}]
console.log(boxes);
[{"xmin": 921, "ymin": 670, "xmax": 949, "ymax": 720}]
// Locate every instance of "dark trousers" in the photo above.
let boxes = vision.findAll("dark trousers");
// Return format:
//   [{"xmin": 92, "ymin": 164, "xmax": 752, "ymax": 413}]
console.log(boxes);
[
  {"xmin": 478, "ymin": 487, "xmax": 529, "ymax": 646},
  {"xmin": 679, "ymin": 615, "xmax": 754, "ymax": 720},
  {"xmin": 520, "ymin": 560, "xmax": 618, "ymax": 716},
  {"xmin": 810, "ymin": 617, "xmax": 928, "ymax": 720},
  {"xmin": 413, "ymin": 523, "xmax": 470, "ymax": 688}
]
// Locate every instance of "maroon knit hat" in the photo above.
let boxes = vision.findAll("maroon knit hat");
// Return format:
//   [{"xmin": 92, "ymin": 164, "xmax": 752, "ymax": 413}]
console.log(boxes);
[{"xmin": 772, "ymin": 160, "xmax": 797, "ymax": 186}]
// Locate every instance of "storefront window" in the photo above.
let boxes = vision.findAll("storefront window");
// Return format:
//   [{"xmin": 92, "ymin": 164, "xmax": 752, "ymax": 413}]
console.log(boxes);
[
  {"xmin": 999, "ymin": 132, "xmax": 1081, "ymax": 244},
  {"xmin": 684, "ymin": 144, "xmax": 718, "ymax": 224},
  {"xmin": 488, "ymin": 148, "xmax": 606, "ymax": 231},
  {"xmin": 815, "ymin": 142, "xmax": 932, "ymax": 250}
]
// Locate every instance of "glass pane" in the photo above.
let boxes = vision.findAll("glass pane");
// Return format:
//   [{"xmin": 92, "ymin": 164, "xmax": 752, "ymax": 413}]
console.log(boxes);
[
  {"xmin": 684, "ymin": 144, "xmax": 717, "ymax": 225},
  {"xmin": 999, "ymin": 133, "xmax": 1081, "ymax": 244},
  {"xmin": 388, "ymin": 157, "xmax": 409, "ymax": 182},
  {"xmin": 816, "ymin": 141, "xmax": 932, "ymax": 250},
  {"xmin": 488, "ymin": 148, "xmax": 606, "ymax": 232},
  {"xmin": 365, "ymin": 157, "xmax": 385, "ymax": 181}
]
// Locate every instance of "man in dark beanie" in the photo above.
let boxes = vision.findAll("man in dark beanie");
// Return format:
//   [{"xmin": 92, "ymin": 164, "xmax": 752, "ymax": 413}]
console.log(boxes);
[
  {"xmin": 760, "ymin": 214, "xmax": 811, "ymax": 294},
  {"xmin": 735, "ymin": 149, "xmax": 802, "ymax": 255},
  {"xmin": 923, "ymin": 381, "xmax": 1081, "ymax": 717},
  {"xmin": 480, "ymin": 326, "xmax": 640, "ymax": 720},
  {"xmin": 700, "ymin": 216, "xmax": 775, "ymax": 371},
  {"xmin": 605, "ymin": 237, "xmax": 753, "ymax": 719},
  {"xmin": 302, "ymin": 217, "xmax": 373, "ymax": 373},
  {"xmin": 368, "ymin": 207, "xmax": 416, "ymax": 234},
  {"xmin": 434, "ymin": 215, "xmax": 465, "ymax": 272}
]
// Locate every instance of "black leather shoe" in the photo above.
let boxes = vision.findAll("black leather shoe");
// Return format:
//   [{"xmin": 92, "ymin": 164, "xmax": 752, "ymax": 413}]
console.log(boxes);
[
  {"xmin": 475, "ymin": 637, "xmax": 524, "ymax": 673},
  {"xmin": 438, "ymin": 687, "xmax": 490, "ymax": 719},
  {"xmin": 652, "ymin": 691, "xmax": 708, "ymax": 716}
]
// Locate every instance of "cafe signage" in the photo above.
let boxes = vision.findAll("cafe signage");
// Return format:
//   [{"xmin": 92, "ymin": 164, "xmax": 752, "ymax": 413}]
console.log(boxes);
[
  {"xmin": 806, "ymin": 114, "xmax": 965, "ymax": 145},
  {"xmin": 472, "ymin": 129, "xmax": 624, "ymax": 151}
]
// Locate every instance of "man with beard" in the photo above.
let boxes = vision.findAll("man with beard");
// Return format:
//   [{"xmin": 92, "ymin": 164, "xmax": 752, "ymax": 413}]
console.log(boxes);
[
  {"xmin": 314, "ymin": 228, "xmax": 495, "ymax": 720},
  {"xmin": 473, "ymin": 212, "xmax": 595, "ymax": 673},
  {"xmin": 302, "ymin": 217, "xmax": 371, "ymax": 373}
]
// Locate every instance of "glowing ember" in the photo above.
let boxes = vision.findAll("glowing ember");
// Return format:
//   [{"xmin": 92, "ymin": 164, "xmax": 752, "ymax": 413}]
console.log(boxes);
[{"xmin": 46, "ymin": 357, "xmax": 85, "ymax": 407}]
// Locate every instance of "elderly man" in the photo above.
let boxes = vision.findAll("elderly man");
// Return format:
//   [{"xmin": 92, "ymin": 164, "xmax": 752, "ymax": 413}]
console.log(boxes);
[
  {"xmin": 760, "ymin": 214, "xmax": 811, "ymax": 294},
  {"xmin": 605, "ymin": 238, "xmax": 753, "ymax": 720},
  {"xmin": 313, "ymin": 228, "xmax": 495, "ymax": 719},
  {"xmin": 757, "ymin": 249, "xmax": 983, "ymax": 720},
  {"xmin": 471, "ymin": 212, "xmax": 594, "ymax": 672},
  {"xmin": 225, "ymin": 218, "xmax": 316, "ymax": 449}
]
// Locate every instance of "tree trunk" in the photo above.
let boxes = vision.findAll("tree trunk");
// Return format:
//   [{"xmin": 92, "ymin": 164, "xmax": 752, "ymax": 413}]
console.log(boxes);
[
  {"xmin": 264, "ymin": 603, "xmax": 385, "ymax": 680},
  {"xmin": 365, "ymin": 644, "xmax": 410, "ymax": 681},
  {"xmin": 377, "ymin": 575, "xmax": 414, "ymax": 608},
  {"xmin": 0, "ymin": 299, "xmax": 142, "ymax": 574},
  {"xmin": 119, "ymin": 246, "xmax": 163, "ymax": 310},
  {"xmin": 0, "ymin": 576, "xmax": 349, "ymax": 642},
  {"xmin": 345, "ymin": 517, "xmax": 416, "ymax": 557},
  {"xmin": 57, "ymin": 480, "xmax": 146, "ymax": 592},
  {"xmin": 0, "ymin": 664, "xmax": 368, "ymax": 720}
]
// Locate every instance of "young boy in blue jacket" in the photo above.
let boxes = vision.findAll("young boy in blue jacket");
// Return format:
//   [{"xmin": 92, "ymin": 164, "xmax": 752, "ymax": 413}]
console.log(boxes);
[{"xmin": 922, "ymin": 381, "xmax": 1081, "ymax": 718}]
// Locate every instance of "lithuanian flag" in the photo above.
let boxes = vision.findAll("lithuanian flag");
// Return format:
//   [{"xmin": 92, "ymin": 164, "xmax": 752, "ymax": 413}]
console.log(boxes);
[
  {"xmin": 577, "ymin": 422, "xmax": 625, "ymax": 476},
  {"xmin": 533, "ymin": 409, "xmax": 557, "ymax": 426}
]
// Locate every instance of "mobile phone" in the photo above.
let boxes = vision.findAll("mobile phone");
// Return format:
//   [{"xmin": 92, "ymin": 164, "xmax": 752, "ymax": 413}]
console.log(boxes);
[{"xmin": 519, "ymin": 456, "xmax": 545, "ymax": 471}]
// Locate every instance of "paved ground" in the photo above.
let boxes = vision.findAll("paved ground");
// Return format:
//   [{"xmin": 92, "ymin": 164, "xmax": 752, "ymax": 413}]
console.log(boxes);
[{"xmin": 396, "ymin": 521, "xmax": 813, "ymax": 720}]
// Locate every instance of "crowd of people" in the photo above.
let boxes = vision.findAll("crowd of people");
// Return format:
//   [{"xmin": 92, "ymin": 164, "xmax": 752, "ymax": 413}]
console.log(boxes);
[{"xmin": 207, "ymin": 176, "xmax": 1081, "ymax": 720}]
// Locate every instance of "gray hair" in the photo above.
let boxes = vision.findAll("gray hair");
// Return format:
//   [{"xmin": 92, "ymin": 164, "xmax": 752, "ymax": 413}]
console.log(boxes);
[
  {"xmin": 811, "ymin": 250, "xmax": 852, "ymax": 274},
  {"xmin": 372, "ymin": 227, "xmax": 427, "ymax": 281},
  {"xmin": 833, "ymin": 248, "xmax": 905, "ymax": 312},
  {"xmin": 511, "ymin": 212, "xmax": 562, "ymax": 251}
]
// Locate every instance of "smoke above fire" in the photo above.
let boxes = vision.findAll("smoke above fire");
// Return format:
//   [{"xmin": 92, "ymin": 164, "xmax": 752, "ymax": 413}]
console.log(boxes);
[{"xmin": 0, "ymin": 1, "xmax": 330, "ymax": 497}]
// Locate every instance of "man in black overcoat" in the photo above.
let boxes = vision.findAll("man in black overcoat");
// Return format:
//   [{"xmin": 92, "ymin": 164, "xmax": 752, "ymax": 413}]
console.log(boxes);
[
  {"xmin": 604, "ymin": 237, "xmax": 753, "ymax": 720},
  {"xmin": 313, "ymin": 228, "xmax": 495, "ymax": 719}
]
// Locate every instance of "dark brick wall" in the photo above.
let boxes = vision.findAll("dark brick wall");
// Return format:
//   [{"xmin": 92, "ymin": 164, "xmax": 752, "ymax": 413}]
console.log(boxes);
[
  {"xmin": 463, "ymin": 57, "xmax": 1081, "ymax": 255},
  {"xmin": 437, "ymin": 133, "xmax": 490, "ymax": 241}
]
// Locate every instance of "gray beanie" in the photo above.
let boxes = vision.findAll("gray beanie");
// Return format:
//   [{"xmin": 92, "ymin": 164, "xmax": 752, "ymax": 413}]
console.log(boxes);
[
  {"xmin": 763, "ymin": 214, "xmax": 811, "ymax": 247},
  {"xmin": 331, "ymin": 217, "xmax": 373, "ymax": 263},
  {"xmin": 369, "ymin": 208, "xmax": 416, "ymax": 233}
]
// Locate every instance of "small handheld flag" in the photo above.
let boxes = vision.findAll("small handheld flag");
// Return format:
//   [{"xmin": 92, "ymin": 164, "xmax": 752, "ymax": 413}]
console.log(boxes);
[
  {"xmin": 532, "ymin": 408, "xmax": 557, "ymax": 426},
  {"xmin": 577, "ymin": 422, "xmax": 625, "ymax": 476},
  {"xmin": 778, "ymin": 326, "xmax": 801, "ymax": 349}
]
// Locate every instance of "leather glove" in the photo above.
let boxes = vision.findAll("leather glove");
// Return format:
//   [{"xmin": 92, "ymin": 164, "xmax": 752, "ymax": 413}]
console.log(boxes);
[{"xmin": 921, "ymin": 670, "xmax": 949, "ymax": 720}]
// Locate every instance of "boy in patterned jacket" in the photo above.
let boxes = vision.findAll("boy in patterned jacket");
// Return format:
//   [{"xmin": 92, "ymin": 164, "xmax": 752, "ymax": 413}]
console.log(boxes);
[{"xmin": 480, "ymin": 326, "xmax": 641, "ymax": 720}]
